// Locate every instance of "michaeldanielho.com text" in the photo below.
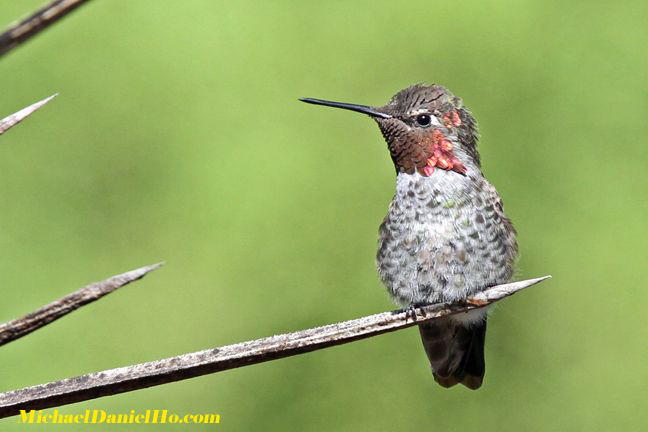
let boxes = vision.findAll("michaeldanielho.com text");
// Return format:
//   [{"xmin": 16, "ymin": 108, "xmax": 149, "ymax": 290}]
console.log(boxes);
[{"xmin": 19, "ymin": 410, "xmax": 220, "ymax": 424}]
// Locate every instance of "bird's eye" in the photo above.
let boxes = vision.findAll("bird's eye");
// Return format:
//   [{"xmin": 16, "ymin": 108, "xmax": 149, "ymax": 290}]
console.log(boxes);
[{"xmin": 416, "ymin": 114, "xmax": 431, "ymax": 127}]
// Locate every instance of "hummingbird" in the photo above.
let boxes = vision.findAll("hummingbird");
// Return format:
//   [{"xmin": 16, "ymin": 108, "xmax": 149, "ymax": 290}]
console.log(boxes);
[{"xmin": 300, "ymin": 84, "xmax": 518, "ymax": 389}]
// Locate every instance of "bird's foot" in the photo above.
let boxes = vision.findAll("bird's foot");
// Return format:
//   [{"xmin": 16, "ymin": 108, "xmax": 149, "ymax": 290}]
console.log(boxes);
[{"xmin": 401, "ymin": 302, "xmax": 432, "ymax": 322}]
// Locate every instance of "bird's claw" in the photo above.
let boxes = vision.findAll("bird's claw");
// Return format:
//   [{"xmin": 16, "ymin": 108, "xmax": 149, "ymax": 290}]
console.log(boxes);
[
  {"xmin": 405, "ymin": 304, "xmax": 418, "ymax": 322},
  {"xmin": 402, "ymin": 302, "xmax": 432, "ymax": 322}
]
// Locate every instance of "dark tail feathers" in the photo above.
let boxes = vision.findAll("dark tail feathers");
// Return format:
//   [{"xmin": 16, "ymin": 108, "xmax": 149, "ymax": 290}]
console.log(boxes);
[{"xmin": 418, "ymin": 318, "xmax": 487, "ymax": 390}]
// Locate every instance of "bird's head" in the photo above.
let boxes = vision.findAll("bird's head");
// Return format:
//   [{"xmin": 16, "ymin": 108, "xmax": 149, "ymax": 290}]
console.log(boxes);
[{"xmin": 301, "ymin": 84, "xmax": 480, "ymax": 177}]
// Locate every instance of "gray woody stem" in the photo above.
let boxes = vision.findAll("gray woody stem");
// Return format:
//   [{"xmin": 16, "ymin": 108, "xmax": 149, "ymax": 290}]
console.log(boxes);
[
  {"xmin": 0, "ymin": 94, "xmax": 58, "ymax": 135},
  {"xmin": 0, "ymin": 0, "xmax": 92, "ymax": 58},
  {"xmin": 0, "ymin": 276, "xmax": 550, "ymax": 418},
  {"xmin": 0, "ymin": 263, "xmax": 163, "ymax": 347}
]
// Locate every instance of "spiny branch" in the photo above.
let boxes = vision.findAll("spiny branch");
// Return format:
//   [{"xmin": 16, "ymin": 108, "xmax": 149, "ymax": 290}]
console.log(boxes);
[
  {"xmin": 0, "ymin": 276, "xmax": 550, "ymax": 418},
  {"xmin": 0, "ymin": 94, "xmax": 58, "ymax": 135},
  {"xmin": 0, "ymin": 263, "xmax": 164, "ymax": 347},
  {"xmin": 0, "ymin": 0, "xmax": 92, "ymax": 58}
]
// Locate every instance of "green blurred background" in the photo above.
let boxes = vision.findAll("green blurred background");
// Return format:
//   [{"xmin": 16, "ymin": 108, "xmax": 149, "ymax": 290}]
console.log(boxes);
[{"xmin": 1, "ymin": 0, "xmax": 646, "ymax": 430}]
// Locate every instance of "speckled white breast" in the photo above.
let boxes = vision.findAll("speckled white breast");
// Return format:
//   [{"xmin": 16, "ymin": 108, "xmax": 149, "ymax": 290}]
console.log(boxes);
[{"xmin": 376, "ymin": 170, "xmax": 517, "ymax": 307}]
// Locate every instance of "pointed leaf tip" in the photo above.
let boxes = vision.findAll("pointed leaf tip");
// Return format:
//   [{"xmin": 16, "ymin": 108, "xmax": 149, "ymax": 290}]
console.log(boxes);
[{"xmin": 0, "ymin": 93, "xmax": 59, "ymax": 135}]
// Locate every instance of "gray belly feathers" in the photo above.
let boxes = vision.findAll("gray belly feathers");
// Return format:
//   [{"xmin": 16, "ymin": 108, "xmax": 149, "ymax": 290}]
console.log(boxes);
[{"xmin": 377, "ymin": 171, "xmax": 518, "ymax": 306}]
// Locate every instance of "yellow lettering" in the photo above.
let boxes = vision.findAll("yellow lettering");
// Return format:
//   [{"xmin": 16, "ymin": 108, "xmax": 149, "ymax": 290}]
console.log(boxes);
[
  {"xmin": 19, "ymin": 410, "xmax": 34, "ymax": 423},
  {"xmin": 94, "ymin": 409, "xmax": 106, "ymax": 423}
]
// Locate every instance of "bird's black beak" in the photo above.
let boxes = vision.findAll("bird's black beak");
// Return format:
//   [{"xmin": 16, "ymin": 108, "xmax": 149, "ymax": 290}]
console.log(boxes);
[{"xmin": 299, "ymin": 98, "xmax": 391, "ymax": 119}]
